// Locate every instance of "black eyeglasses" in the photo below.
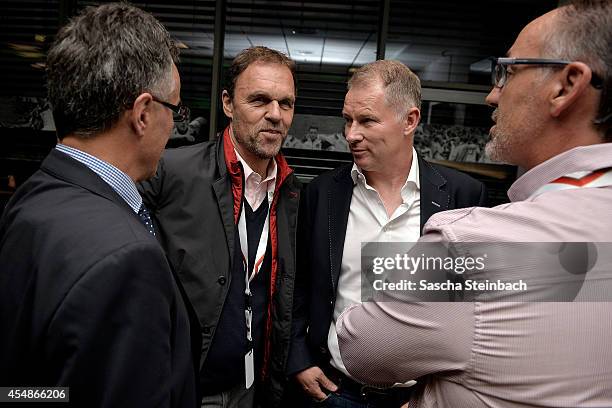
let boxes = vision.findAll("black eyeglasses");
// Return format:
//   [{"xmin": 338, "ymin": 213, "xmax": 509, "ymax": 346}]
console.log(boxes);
[
  {"xmin": 152, "ymin": 96, "xmax": 190, "ymax": 122},
  {"xmin": 491, "ymin": 57, "xmax": 604, "ymax": 89}
]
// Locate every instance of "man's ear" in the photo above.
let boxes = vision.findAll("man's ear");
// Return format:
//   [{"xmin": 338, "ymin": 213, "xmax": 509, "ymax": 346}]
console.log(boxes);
[
  {"xmin": 550, "ymin": 62, "xmax": 592, "ymax": 119},
  {"xmin": 221, "ymin": 90, "xmax": 233, "ymax": 119},
  {"xmin": 130, "ymin": 92, "xmax": 154, "ymax": 137},
  {"xmin": 403, "ymin": 107, "xmax": 421, "ymax": 136}
]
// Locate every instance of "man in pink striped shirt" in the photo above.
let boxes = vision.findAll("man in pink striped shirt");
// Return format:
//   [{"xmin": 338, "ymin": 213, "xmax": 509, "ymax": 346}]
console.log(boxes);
[{"xmin": 337, "ymin": 0, "xmax": 612, "ymax": 407}]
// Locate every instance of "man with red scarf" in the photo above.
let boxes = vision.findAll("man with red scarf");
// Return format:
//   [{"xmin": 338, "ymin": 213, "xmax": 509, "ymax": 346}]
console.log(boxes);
[{"xmin": 139, "ymin": 46, "xmax": 300, "ymax": 408}]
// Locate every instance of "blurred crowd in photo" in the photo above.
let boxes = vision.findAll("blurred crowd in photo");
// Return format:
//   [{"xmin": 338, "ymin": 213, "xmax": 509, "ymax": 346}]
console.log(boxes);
[{"xmin": 283, "ymin": 120, "xmax": 494, "ymax": 164}]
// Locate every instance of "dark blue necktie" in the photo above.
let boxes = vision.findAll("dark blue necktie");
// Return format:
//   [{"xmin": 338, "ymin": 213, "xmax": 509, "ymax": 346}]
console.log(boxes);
[{"xmin": 138, "ymin": 204, "xmax": 156, "ymax": 236}]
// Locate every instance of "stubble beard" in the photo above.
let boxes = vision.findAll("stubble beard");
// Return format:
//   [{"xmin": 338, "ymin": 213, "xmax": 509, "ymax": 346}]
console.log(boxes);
[
  {"xmin": 485, "ymin": 112, "xmax": 509, "ymax": 163},
  {"xmin": 245, "ymin": 132, "xmax": 283, "ymax": 159},
  {"xmin": 485, "ymin": 98, "xmax": 541, "ymax": 166},
  {"xmin": 235, "ymin": 120, "xmax": 286, "ymax": 160}
]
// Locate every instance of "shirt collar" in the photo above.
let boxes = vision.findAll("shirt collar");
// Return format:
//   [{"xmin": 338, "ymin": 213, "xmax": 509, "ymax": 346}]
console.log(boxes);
[
  {"xmin": 234, "ymin": 147, "xmax": 277, "ymax": 184},
  {"xmin": 350, "ymin": 147, "xmax": 420, "ymax": 198},
  {"xmin": 508, "ymin": 144, "xmax": 612, "ymax": 202},
  {"xmin": 55, "ymin": 144, "xmax": 142, "ymax": 213}
]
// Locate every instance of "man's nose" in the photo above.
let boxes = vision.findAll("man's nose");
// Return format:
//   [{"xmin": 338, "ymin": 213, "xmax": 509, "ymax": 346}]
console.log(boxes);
[
  {"xmin": 485, "ymin": 86, "xmax": 500, "ymax": 108},
  {"xmin": 345, "ymin": 122, "xmax": 363, "ymax": 143},
  {"xmin": 265, "ymin": 101, "xmax": 281, "ymax": 122}
]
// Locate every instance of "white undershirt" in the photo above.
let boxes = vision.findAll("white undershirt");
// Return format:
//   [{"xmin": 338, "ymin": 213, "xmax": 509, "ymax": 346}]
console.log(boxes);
[{"xmin": 328, "ymin": 148, "xmax": 421, "ymax": 378}]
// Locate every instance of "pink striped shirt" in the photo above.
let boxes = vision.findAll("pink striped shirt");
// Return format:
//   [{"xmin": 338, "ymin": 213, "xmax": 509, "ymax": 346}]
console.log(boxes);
[{"xmin": 338, "ymin": 143, "xmax": 612, "ymax": 408}]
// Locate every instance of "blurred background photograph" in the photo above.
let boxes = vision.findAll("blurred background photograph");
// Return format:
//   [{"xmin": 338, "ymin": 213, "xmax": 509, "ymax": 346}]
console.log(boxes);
[{"xmin": 1, "ymin": 0, "xmax": 559, "ymax": 207}]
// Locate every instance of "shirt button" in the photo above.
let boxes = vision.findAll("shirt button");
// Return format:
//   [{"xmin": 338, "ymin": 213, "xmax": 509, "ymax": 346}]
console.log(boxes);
[{"xmin": 217, "ymin": 276, "xmax": 227, "ymax": 285}]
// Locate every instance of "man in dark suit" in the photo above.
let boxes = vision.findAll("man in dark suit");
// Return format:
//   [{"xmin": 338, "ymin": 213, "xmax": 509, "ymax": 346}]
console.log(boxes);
[
  {"xmin": 0, "ymin": 4, "xmax": 198, "ymax": 407},
  {"xmin": 288, "ymin": 60, "xmax": 487, "ymax": 407}
]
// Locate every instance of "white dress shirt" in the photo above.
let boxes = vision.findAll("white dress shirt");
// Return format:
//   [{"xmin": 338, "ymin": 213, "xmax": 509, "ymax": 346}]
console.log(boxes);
[{"xmin": 328, "ymin": 148, "xmax": 421, "ymax": 377}]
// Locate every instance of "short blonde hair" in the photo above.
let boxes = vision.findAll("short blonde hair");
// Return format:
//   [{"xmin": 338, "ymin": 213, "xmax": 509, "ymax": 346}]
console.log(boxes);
[{"xmin": 348, "ymin": 60, "xmax": 421, "ymax": 116}]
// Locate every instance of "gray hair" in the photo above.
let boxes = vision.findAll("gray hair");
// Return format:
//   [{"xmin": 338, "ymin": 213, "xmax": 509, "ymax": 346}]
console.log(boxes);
[
  {"xmin": 348, "ymin": 60, "xmax": 421, "ymax": 118},
  {"xmin": 47, "ymin": 3, "xmax": 179, "ymax": 140},
  {"xmin": 542, "ymin": 0, "xmax": 611, "ymax": 140}
]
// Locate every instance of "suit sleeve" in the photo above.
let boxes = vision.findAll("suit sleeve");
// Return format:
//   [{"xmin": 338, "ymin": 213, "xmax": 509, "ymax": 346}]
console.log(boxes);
[
  {"xmin": 44, "ymin": 241, "xmax": 186, "ymax": 407},
  {"xmin": 336, "ymin": 229, "xmax": 475, "ymax": 387},
  {"xmin": 286, "ymin": 184, "xmax": 316, "ymax": 376},
  {"xmin": 461, "ymin": 176, "xmax": 488, "ymax": 208},
  {"xmin": 476, "ymin": 181, "xmax": 488, "ymax": 207}
]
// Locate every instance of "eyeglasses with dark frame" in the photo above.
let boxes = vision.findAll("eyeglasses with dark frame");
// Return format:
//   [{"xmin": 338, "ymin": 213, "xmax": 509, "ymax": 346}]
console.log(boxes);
[
  {"xmin": 152, "ymin": 96, "xmax": 191, "ymax": 123},
  {"xmin": 491, "ymin": 57, "xmax": 604, "ymax": 89}
]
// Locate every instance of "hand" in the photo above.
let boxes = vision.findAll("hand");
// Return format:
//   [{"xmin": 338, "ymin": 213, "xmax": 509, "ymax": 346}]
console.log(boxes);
[
  {"xmin": 400, "ymin": 403, "xmax": 410, "ymax": 408},
  {"xmin": 294, "ymin": 366, "xmax": 338, "ymax": 400}
]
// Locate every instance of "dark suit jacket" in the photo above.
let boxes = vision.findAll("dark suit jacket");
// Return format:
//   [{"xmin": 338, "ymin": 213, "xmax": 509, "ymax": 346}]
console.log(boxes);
[
  {"xmin": 287, "ymin": 156, "xmax": 487, "ymax": 374},
  {"xmin": 138, "ymin": 134, "xmax": 300, "ymax": 406},
  {"xmin": 0, "ymin": 149, "xmax": 199, "ymax": 408}
]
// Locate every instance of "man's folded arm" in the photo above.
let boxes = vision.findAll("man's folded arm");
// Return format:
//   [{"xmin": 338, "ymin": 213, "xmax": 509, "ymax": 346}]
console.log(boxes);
[{"xmin": 336, "ymin": 300, "xmax": 475, "ymax": 387}]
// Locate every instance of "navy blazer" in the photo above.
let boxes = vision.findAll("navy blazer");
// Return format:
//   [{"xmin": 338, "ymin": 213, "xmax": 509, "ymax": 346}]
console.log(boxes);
[
  {"xmin": 0, "ymin": 149, "xmax": 199, "ymax": 407},
  {"xmin": 287, "ymin": 155, "xmax": 487, "ymax": 374}
]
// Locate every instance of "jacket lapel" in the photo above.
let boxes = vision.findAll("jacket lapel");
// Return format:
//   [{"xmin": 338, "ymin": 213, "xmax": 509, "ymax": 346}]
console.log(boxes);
[
  {"xmin": 328, "ymin": 164, "xmax": 354, "ymax": 292},
  {"xmin": 418, "ymin": 155, "xmax": 448, "ymax": 234},
  {"xmin": 212, "ymin": 136, "xmax": 236, "ymax": 261}
]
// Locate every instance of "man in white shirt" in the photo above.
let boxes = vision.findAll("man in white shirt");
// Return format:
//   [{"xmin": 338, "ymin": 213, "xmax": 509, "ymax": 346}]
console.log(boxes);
[{"xmin": 288, "ymin": 60, "xmax": 487, "ymax": 407}]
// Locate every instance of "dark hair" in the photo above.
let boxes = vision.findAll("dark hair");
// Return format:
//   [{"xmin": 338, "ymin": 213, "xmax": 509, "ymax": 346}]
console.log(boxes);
[
  {"xmin": 47, "ymin": 3, "xmax": 179, "ymax": 140},
  {"xmin": 543, "ymin": 0, "xmax": 612, "ymax": 140},
  {"xmin": 226, "ymin": 46, "xmax": 296, "ymax": 99}
]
